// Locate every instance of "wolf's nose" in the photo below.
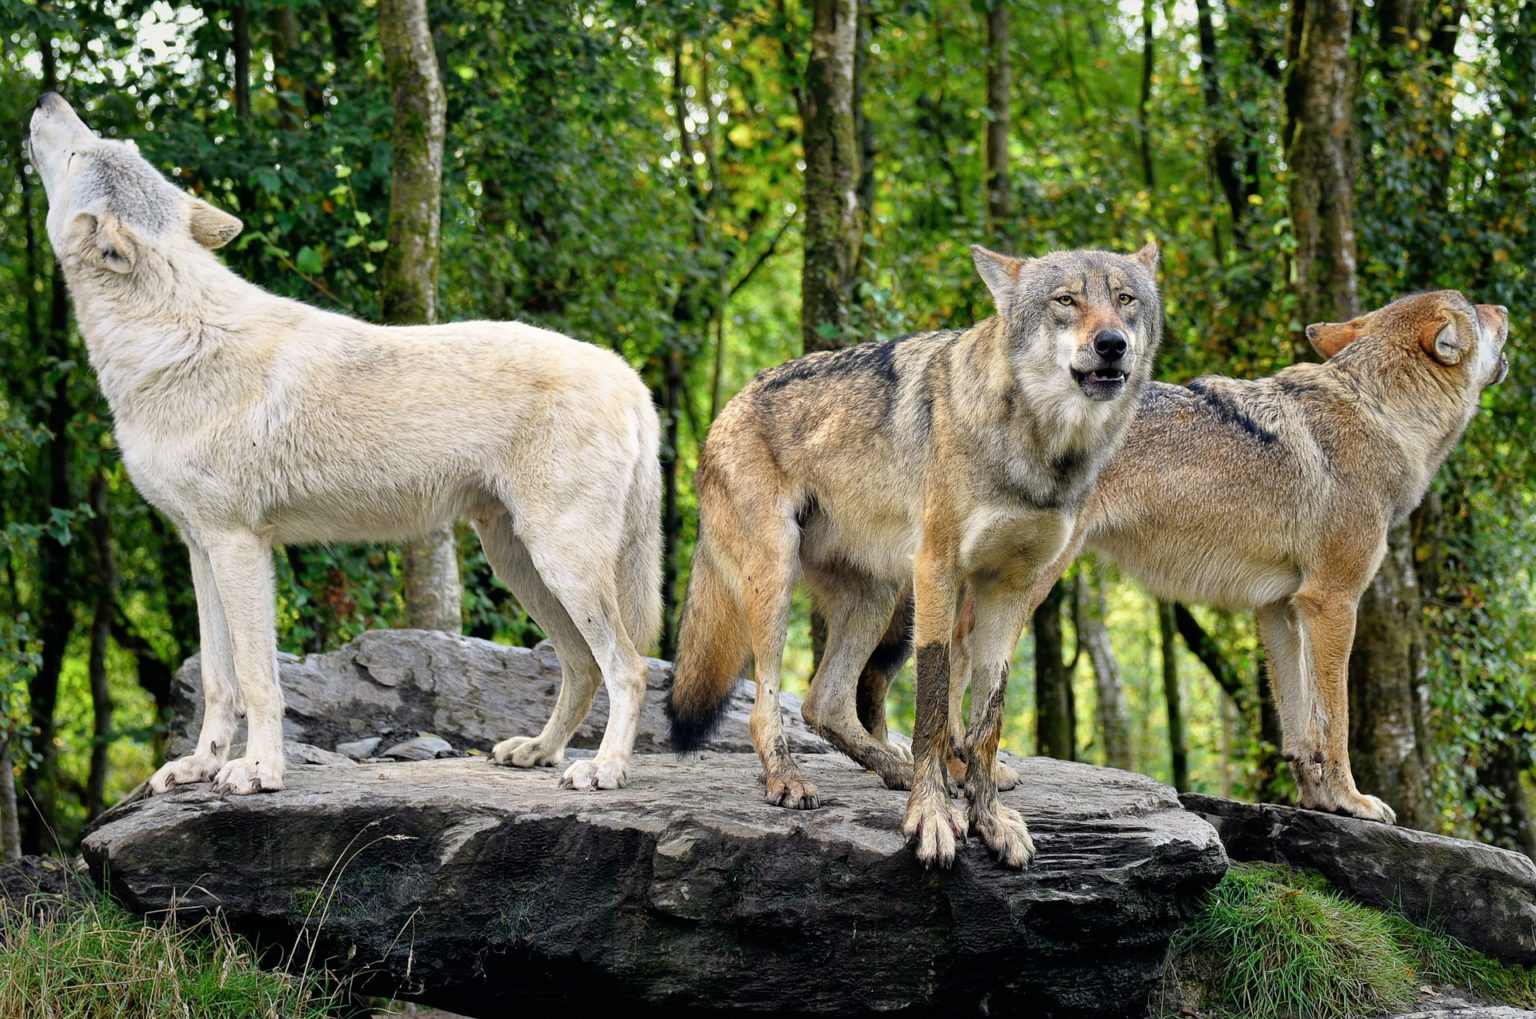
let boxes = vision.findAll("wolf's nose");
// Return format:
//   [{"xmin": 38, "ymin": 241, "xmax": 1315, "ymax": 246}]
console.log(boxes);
[
  {"xmin": 35, "ymin": 92, "xmax": 62, "ymax": 111},
  {"xmin": 1093, "ymin": 329, "xmax": 1128, "ymax": 361}
]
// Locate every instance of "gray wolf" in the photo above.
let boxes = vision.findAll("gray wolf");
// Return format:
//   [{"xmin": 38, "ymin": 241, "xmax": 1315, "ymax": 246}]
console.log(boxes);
[
  {"xmin": 29, "ymin": 93, "xmax": 662, "ymax": 796},
  {"xmin": 867, "ymin": 290, "xmax": 1507, "ymax": 826},
  {"xmin": 667, "ymin": 242, "xmax": 1162, "ymax": 868}
]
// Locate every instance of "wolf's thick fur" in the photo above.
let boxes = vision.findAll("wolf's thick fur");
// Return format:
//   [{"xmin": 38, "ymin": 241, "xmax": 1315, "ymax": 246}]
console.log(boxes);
[
  {"xmin": 669, "ymin": 242, "xmax": 1162, "ymax": 868},
  {"xmin": 924, "ymin": 291, "xmax": 1506, "ymax": 824},
  {"xmin": 29, "ymin": 94, "xmax": 662, "ymax": 796}
]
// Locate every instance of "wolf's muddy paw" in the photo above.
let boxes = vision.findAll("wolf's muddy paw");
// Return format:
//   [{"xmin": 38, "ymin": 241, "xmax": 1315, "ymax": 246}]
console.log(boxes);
[
  {"xmin": 993, "ymin": 761, "xmax": 1020, "ymax": 791},
  {"xmin": 903, "ymin": 794, "xmax": 967, "ymax": 868},
  {"xmin": 560, "ymin": 758, "xmax": 626, "ymax": 791},
  {"xmin": 764, "ymin": 774, "xmax": 820, "ymax": 809},
  {"xmin": 887, "ymin": 741, "xmax": 914, "ymax": 765},
  {"xmin": 213, "ymin": 756, "xmax": 284, "ymax": 795},
  {"xmin": 971, "ymin": 802, "xmax": 1035, "ymax": 869},
  {"xmin": 149, "ymin": 752, "xmax": 222, "ymax": 793},
  {"xmin": 492, "ymin": 736, "xmax": 565, "ymax": 769}
]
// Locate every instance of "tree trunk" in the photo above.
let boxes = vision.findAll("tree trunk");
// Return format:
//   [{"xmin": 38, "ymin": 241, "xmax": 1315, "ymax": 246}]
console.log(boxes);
[
  {"xmin": 86, "ymin": 470, "xmax": 116, "ymax": 821},
  {"xmin": 1193, "ymin": 0, "xmax": 1249, "ymax": 242},
  {"xmin": 1033, "ymin": 581, "xmax": 1074, "ymax": 761},
  {"xmin": 0, "ymin": 739, "xmax": 18, "ymax": 864},
  {"xmin": 800, "ymin": 0, "xmax": 861, "ymax": 353},
  {"xmin": 984, "ymin": 1, "xmax": 1012, "ymax": 231},
  {"xmin": 1136, "ymin": 0, "xmax": 1155, "ymax": 191},
  {"xmin": 1158, "ymin": 601, "xmax": 1188, "ymax": 792},
  {"xmin": 1286, "ymin": 0, "xmax": 1433, "ymax": 831},
  {"xmin": 1076, "ymin": 564, "xmax": 1132, "ymax": 770},
  {"xmin": 232, "ymin": 1, "xmax": 251, "ymax": 122},
  {"xmin": 380, "ymin": 0, "xmax": 462, "ymax": 633}
]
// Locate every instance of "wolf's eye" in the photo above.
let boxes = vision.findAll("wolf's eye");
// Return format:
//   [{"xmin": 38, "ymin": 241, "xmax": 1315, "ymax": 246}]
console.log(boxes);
[
  {"xmin": 1118, "ymin": 293, "xmax": 1134, "ymax": 305},
  {"xmin": 1055, "ymin": 295, "xmax": 1074, "ymax": 307}
]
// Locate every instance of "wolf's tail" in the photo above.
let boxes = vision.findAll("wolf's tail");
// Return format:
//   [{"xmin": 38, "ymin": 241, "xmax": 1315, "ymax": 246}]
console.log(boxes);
[
  {"xmin": 665, "ymin": 523, "xmax": 749, "ymax": 754},
  {"xmin": 618, "ymin": 404, "xmax": 665, "ymax": 657}
]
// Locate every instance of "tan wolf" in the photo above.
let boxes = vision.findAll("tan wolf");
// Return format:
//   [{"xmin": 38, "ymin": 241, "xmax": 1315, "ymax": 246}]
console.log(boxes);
[
  {"xmin": 29, "ymin": 93, "xmax": 662, "ymax": 797},
  {"xmin": 667, "ymin": 242, "xmax": 1162, "ymax": 868},
  {"xmin": 855, "ymin": 290, "xmax": 1507, "ymax": 827}
]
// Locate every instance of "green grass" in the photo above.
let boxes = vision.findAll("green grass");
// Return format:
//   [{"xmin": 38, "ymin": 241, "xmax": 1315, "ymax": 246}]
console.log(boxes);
[
  {"xmin": 0, "ymin": 883, "xmax": 351, "ymax": 1019},
  {"xmin": 1158, "ymin": 862, "xmax": 1536, "ymax": 1019}
]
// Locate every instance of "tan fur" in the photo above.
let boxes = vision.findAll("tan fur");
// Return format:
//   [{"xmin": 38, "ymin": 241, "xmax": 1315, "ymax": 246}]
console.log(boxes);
[
  {"xmin": 669, "ymin": 243, "xmax": 1163, "ymax": 868},
  {"xmin": 984, "ymin": 291, "xmax": 1508, "ymax": 821}
]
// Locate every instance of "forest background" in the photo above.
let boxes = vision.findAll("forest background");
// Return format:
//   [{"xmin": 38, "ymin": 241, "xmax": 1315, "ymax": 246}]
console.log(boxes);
[{"xmin": 0, "ymin": 0, "xmax": 1531, "ymax": 861}]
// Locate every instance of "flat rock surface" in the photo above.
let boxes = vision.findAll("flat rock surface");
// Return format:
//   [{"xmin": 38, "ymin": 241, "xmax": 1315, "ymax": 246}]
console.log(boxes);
[
  {"xmin": 86, "ymin": 752, "xmax": 1225, "ymax": 1018},
  {"xmin": 1183, "ymin": 793, "xmax": 1536, "ymax": 965},
  {"xmin": 167, "ymin": 629, "xmax": 833, "ymax": 760}
]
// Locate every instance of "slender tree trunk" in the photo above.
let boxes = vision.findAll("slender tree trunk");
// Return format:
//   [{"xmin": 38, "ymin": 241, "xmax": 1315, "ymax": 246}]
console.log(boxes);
[
  {"xmin": 232, "ymin": 1, "xmax": 251, "ymax": 122},
  {"xmin": 380, "ymin": 0, "xmax": 462, "ymax": 633},
  {"xmin": 86, "ymin": 471, "xmax": 116, "ymax": 820},
  {"xmin": 800, "ymin": 0, "xmax": 861, "ymax": 353},
  {"xmin": 1158, "ymin": 601, "xmax": 1188, "ymax": 792},
  {"xmin": 1193, "ymin": 0, "xmax": 1249, "ymax": 244},
  {"xmin": 0, "ymin": 739, "xmax": 18, "ymax": 864},
  {"xmin": 1033, "ymin": 581, "xmax": 1074, "ymax": 760},
  {"xmin": 1136, "ymin": 0, "xmax": 1155, "ymax": 191},
  {"xmin": 1286, "ymin": 0, "xmax": 1433, "ymax": 831},
  {"xmin": 1076, "ymin": 564, "xmax": 1131, "ymax": 770},
  {"xmin": 984, "ymin": 1, "xmax": 1012, "ymax": 232}
]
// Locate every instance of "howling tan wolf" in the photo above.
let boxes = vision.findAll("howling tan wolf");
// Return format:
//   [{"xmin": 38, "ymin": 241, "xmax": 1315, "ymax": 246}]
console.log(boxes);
[
  {"xmin": 29, "ymin": 93, "xmax": 662, "ymax": 797},
  {"xmin": 668, "ymin": 242, "xmax": 1162, "ymax": 868}
]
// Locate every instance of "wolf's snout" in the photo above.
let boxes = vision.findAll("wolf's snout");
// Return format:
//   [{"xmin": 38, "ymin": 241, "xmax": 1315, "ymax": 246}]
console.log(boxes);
[{"xmin": 1093, "ymin": 329, "xmax": 1128, "ymax": 361}]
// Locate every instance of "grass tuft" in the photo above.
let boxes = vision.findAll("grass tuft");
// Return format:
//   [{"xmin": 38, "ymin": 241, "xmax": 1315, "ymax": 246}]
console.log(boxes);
[
  {"xmin": 1159, "ymin": 861, "xmax": 1536, "ymax": 1019},
  {"xmin": 0, "ymin": 878, "xmax": 351, "ymax": 1019}
]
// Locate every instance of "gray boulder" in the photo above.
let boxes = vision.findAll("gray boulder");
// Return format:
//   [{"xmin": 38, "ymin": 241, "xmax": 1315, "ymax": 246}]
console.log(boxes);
[
  {"xmin": 166, "ymin": 629, "xmax": 833, "ymax": 760},
  {"xmin": 1183, "ymin": 792, "xmax": 1536, "ymax": 965},
  {"xmin": 85, "ymin": 752, "xmax": 1226, "ymax": 1018}
]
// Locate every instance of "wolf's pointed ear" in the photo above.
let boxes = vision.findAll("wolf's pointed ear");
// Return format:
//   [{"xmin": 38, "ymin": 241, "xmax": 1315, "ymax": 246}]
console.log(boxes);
[
  {"xmin": 1132, "ymin": 241, "xmax": 1159, "ymax": 271},
  {"xmin": 1420, "ymin": 315, "xmax": 1466, "ymax": 366},
  {"xmin": 1305, "ymin": 319, "xmax": 1363, "ymax": 359},
  {"xmin": 74, "ymin": 212, "xmax": 137, "ymax": 274},
  {"xmin": 189, "ymin": 198, "xmax": 243, "ymax": 249},
  {"xmin": 972, "ymin": 244, "xmax": 1025, "ymax": 321}
]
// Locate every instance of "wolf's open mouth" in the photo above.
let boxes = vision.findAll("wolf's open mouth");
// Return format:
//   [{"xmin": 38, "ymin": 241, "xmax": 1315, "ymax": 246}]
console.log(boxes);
[{"xmin": 1073, "ymin": 368, "xmax": 1127, "ymax": 399}]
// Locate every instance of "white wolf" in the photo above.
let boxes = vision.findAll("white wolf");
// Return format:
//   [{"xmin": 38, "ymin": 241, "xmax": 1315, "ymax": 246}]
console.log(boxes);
[{"xmin": 28, "ymin": 93, "xmax": 662, "ymax": 796}]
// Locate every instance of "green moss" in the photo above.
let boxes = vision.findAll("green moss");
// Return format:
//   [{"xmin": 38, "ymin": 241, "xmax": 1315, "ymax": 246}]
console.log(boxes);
[
  {"xmin": 1158, "ymin": 862, "xmax": 1536, "ymax": 1019},
  {"xmin": 0, "ymin": 885, "xmax": 349, "ymax": 1018}
]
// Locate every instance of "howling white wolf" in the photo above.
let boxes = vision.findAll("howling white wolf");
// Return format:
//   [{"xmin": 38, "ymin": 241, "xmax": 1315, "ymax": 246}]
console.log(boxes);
[{"xmin": 28, "ymin": 93, "xmax": 662, "ymax": 796}]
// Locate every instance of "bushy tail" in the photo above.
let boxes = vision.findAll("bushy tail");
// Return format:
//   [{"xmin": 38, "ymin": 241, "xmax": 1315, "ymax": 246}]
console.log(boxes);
[
  {"xmin": 665, "ymin": 529, "xmax": 749, "ymax": 754},
  {"xmin": 618, "ymin": 408, "xmax": 664, "ymax": 656}
]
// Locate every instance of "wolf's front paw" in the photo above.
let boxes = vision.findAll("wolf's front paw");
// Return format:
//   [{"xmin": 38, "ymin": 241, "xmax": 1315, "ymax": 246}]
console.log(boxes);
[
  {"xmin": 764, "ymin": 773, "xmax": 820, "ymax": 809},
  {"xmin": 993, "ymin": 760, "xmax": 1020, "ymax": 791},
  {"xmin": 1332, "ymin": 791, "xmax": 1397, "ymax": 825},
  {"xmin": 971, "ymin": 801, "xmax": 1035, "ymax": 869},
  {"xmin": 903, "ymin": 793, "xmax": 967, "ymax": 868},
  {"xmin": 213, "ymin": 756, "xmax": 284, "ymax": 795},
  {"xmin": 149, "ymin": 752, "xmax": 223, "ymax": 793},
  {"xmin": 561, "ymin": 758, "xmax": 626, "ymax": 791},
  {"xmin": 492, "ymin": 736, "xmax": 565, "ymax": 769}
]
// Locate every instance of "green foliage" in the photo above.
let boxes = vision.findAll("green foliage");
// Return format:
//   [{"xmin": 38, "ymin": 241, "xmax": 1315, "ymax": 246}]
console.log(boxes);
[
  {"xmin": 0, "ymin": 889, "xmax": 348, "ymax": 1018},
  {"xmin": 1159, "ymin": 862, "xmax": 1536, "ymax": 1019}
]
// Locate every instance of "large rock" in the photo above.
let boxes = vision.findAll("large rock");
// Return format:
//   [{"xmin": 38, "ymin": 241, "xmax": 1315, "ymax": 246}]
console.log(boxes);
[
  {"xmin": 167, "ymin": 629, "xmax": 832, "ymax": 760},
  {"xmin": 85, "ymin": 753, "xmax": 1226, "ymax": 1018},
  {"xmin": 1183, "ymin": 793, "xmax": 1536, "ymax": 965}
]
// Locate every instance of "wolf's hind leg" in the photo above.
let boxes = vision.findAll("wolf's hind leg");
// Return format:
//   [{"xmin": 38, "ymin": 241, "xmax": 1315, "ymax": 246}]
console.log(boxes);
[
  {"xmin": 855, "ymin": 586, "xmax": 912, "ymax": 762},
  {"xmin": 476, "ymin": 513, "xmax": 602, "ymax": 771},
  {"xmin": 150, "ymin": 538, "xmax": 242, "ymax": 792},
  {"xmin": 800, "ymin": 570, "xmax": 912, "ymax": 791}
]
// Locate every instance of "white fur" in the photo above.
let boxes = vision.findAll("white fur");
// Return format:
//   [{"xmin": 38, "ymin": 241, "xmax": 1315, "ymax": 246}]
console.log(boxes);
[{"xmin": 31, "ymin": 96, "xmax": 662, "ymax": 796}]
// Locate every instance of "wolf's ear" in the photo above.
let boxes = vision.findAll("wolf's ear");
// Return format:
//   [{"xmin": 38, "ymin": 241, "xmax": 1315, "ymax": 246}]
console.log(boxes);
[
  {"xmin": 74, "ymin": 212, "xmax": 137, "ymax": 274},
  {"xmin": 1305, "ymin": 319, "xmax": 1363, "ymax": 359},
  {"xmin": 1132, "ymin": 241, "xmax": 1159, "ymax": 271},
  {"xmin": 189, "ymin": 198, "xmax": 243, "ymax": 249},
  {"xmin": 972, "ymin": 244, "xmax": 1025, "ymax": 321},
  {"xmin": 1420, "ymin": 315, "xmax": 1466, "ymax": 366}
]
